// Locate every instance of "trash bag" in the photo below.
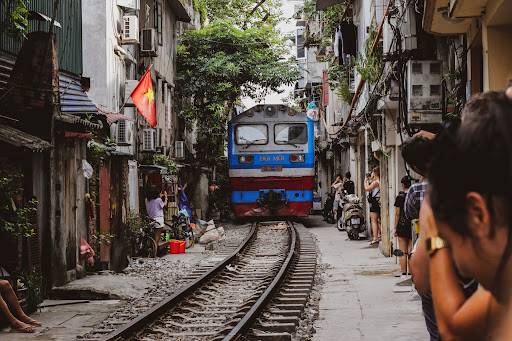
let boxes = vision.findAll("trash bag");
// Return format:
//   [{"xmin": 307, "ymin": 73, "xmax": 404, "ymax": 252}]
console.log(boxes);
[{"xmin": 199, "ymin": 228, "xmax": 221, "ymax": 244}]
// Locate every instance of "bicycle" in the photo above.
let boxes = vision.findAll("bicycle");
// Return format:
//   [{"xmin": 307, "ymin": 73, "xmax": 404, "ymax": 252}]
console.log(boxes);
[{"xmin": 132, "ymin": 219, "xmax": 158, "ymax": 258}]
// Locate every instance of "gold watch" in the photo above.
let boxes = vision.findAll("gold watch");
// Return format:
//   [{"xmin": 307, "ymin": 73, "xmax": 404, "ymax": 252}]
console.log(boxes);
[{"xmin": 425, "ymin": 236, "xmax": 448, "ymax": 257}]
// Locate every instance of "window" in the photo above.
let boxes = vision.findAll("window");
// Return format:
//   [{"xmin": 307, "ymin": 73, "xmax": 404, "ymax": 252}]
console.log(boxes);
[
  {"xmin": 235, "ymin": 125, "xmax": 268, "ymax": 145},
  {"xmin": 275, "ymin": 123, "xmax": 308, "ymax": 145},
  {"xmin": 154, "ymin": 0, "xmax": 163, "ymax": 45},
  {"xmin": 296, "ymin": 27, "xmax": 305, "ymax": 59}
]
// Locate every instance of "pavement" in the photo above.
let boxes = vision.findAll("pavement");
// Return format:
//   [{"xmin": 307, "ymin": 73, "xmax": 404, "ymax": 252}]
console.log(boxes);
[
  {"xmin": 0, "ymin": 243, "xmax": 209, "ymax": 340},
  {"xmin": 301, "ymin": 215, "xmax": 428, "ymax": 341}
]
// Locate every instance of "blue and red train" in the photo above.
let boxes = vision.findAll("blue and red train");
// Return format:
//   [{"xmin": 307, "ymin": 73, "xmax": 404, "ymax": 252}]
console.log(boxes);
[{"xmin": 228, "ymin": 104, "xmax": 315, "ymax": 218}]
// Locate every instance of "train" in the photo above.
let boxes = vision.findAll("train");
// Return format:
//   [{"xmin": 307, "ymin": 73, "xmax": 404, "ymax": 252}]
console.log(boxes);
[{"xmin": 228, "ymin": 104, "xmax": 315, "ymax": 218}]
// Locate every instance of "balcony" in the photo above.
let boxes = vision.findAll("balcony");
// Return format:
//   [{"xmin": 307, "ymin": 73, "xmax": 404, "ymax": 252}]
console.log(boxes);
[{"xmin": 423, "ymin": 0, "xmax": 471, "ymax": 35}]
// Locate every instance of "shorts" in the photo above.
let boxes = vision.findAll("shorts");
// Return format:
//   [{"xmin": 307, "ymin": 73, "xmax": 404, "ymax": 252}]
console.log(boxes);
[
  {"xmin": 396, "ymin": 224, "xmax": 412, "ymax": 239},
  {"xmin": 153, "ymin": 216, "xmax": 164, "ymax": 228},
  {"xmin": 369, "ymin": 202, "xmax": 380, "ymax": 214}
]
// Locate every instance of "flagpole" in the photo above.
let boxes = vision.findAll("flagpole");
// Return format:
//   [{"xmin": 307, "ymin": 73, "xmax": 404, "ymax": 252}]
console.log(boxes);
[{"xmin": 118, "ymin": 64, "xmax": 154, "ymax": 114}]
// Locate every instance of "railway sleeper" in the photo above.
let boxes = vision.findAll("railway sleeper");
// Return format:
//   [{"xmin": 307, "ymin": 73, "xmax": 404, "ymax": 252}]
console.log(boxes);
[
  {"xmin": 257, "ymin": 321, "xmax": 296, "ymax": 333},
  {"xmin": 262, "ymin": 315, "xmax": 300, "ymax": 325},
  {"xmin": 249, "ymin": 330, "xmax": 292, "ymax": 341},
  {"xmin": 274, "ymin": 296, "xmax": 308, "ymax": 305},
  {"xmin": 268, "ymin": 308, "xmax": 302, "ymax": 316}
]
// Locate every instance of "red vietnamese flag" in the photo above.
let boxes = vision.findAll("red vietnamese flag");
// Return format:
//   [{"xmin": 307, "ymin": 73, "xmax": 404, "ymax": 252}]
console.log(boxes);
[{"xmin": 131, "ymin": 66, "xmax": 157, "ymax": 127}]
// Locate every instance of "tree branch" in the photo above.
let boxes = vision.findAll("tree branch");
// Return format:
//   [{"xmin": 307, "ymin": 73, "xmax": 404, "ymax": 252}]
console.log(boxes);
[{"xmin": 242, "ymin": 0, "xmax": 267, "ymax": 29}]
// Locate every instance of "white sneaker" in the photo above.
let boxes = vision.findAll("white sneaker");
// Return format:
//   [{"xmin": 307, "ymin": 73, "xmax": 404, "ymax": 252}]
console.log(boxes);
[{"xmin": 400, "ymin": 274, "xmax": 409, "ymax": 280}]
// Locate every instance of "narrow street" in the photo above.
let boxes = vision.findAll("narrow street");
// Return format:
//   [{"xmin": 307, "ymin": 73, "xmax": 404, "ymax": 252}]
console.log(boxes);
[{"xmin": 303, "ymin": 216, "xmax": 427, "ymax": 340}]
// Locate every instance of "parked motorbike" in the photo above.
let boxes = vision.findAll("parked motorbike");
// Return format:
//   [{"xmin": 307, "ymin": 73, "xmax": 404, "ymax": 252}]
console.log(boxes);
[
  {"xmin": 323, "ymin": 192, "xmax": 336, "ymax": 224},
  {"xmin": 337, "ymin": 194, "xmax": 366, "ymax": 240}
]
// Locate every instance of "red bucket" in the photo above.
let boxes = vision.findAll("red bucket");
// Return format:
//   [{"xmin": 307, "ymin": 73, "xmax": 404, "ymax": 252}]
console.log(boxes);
[
  {"xmin": 179, "ymin": 240, "xmax": 186, "ymax": 254},
  {"xmin": 169, "ymin": 240, "xmax": 180, "ymax": 254}
]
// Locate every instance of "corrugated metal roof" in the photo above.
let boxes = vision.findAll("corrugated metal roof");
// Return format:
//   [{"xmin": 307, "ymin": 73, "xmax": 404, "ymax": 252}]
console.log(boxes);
[
  {"xmin": 0, "ymin": 123, "xmax": 52, "ymax": 151},
  {"xmin": 59, "ymin": 73, "xmax": 98, "ymax": 114}
]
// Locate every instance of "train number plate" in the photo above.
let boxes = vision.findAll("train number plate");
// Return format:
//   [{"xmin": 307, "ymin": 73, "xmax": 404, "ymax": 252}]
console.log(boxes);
[{"xmin": 261, "ymin": 166, "xmax": 283, "ymax": 172}]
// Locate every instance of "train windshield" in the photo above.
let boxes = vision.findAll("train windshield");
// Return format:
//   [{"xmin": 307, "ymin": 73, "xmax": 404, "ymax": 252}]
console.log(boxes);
[
  {"xmin": 235, "ymin": 124, "xmax": 268, "ymax": 145},
  {"xmin": 275, "ymin": 123, "xmax": 308, "ymax": 145}
]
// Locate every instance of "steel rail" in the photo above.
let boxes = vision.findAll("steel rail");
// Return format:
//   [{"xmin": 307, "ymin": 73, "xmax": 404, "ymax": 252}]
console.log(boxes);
[
  {"xmin": 101, "ymin": 223, "xmax": 257, "ymax": 341},
  {"xmin": 222, "ymin": 221, "xmax": 298, "ymax": 340}
]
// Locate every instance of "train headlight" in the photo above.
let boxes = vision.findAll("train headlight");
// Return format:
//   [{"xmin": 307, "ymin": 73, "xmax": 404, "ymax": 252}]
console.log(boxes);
[
  {"xmin": 238, "ymin": 155, "xmax": 254, "ymax": 164},
  {"xmin": 290, "ymin": 154, "xmax": 305, "ymax": 162}
]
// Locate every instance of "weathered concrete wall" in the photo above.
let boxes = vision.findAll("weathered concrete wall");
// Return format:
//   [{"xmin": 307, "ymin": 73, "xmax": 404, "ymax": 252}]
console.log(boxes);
[{"xmin": 52, "ymin": 137, "xmax": 88, "ymax": 286}]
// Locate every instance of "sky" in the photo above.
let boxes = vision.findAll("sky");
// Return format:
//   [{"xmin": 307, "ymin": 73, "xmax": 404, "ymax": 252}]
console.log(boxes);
[{"xmin": 241, "ymin": 0, "xmax": 303, "ymax": 108}]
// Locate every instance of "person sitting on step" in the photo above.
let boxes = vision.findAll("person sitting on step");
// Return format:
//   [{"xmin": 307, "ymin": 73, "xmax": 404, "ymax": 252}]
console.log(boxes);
[{"xmin": 0, "ymin": 279, "xmax": 41, "ymax": 333}]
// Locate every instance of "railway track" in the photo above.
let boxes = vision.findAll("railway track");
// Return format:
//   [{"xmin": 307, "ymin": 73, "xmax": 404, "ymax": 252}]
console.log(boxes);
[{"xmin": 92, "ymin": 221, "xmax": 316, "ymax": 341}]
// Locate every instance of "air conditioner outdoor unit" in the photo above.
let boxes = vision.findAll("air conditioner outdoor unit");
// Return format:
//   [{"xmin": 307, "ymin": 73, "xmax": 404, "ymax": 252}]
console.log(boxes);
[
  {"xmin": 175, "ymin": 140, "xmax": 185, "ymax": 159},
  {"xmin": 140, "ymin": 28, "xmax": 157, "ymax": 55},
  {"xmin": 118, "ymin": 0, "xmax": 139, "ymax": 9},
  {"xmin": 122, "ymin": 15, "xmax": 139, "ymax": 44},
  {"xmin": 142, "ymin": 128, "xmax": 156, "ymax": 151},
  {"xmin": 116, "ymin": 120, "xmax": 133, "ymax": 145}
]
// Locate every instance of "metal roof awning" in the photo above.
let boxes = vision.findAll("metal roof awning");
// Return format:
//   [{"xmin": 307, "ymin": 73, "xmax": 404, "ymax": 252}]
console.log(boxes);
[
  {"xmin": 0, "ymin": 124, "xmax": 52, "ymax": 152},
  {"xmin": 59, "ymin": 73, "xmax": 98, "ymax": 115},
  {"xmin": 55, "ymin": 114, "xmax": 103, "ymax": 130},
  {"xmin": 168, "ymin": 0, "xmax": 191, "ymax": 22},
  {"xmin": 316, "ymin": 0, "xmax": 345, "ymax": 10},
  {"xmin": 97, "ymin": 111, "xmax": 134, "ymax": 125}
]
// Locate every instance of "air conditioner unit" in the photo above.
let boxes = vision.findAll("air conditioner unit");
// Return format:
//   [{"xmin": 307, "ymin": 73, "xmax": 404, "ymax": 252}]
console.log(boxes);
[
  {"xmin": 116, "ymin": 120, "xmax": 133, "ymax": 145},
  {"xmin": 122, "ymin": 15, "xmax": 139, "ymax": 44},
  {"xmin": 140, "ymin": 28, "xmax": 157, "ymax": 56},
  {"xmin": 142, "ymin": 128, "xmax": 156, "ymax": 151},
  {"xmin": 118, "ymin": 0, "xmax": 139, "ymax": 9},
  {"xmin": 175, "ymin": 140, "xmax": 185, "ymax": 159}
]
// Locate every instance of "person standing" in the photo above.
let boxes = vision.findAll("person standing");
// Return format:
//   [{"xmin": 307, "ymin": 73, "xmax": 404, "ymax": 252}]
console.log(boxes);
[
  {"xmin": 364, "ymin": 167, "xmax": 381, "ymax": 245},
  {"xmin": 343, "ymin": 171, "xmax": 355, "ymax": 195},
  {"xmin": 331, "ymin": 174, "xmax": 344, "ymax": 220},
  {"xmin": 146, "ymin": 188, "xmax": 168, "ymax": 244},
  {"xmin": 394, "ymin": 176, "xmax": 412, "ymax": 278},
  {"xmin": 401, "ymin": 134, "xmax": 440, "ymax": 341}
]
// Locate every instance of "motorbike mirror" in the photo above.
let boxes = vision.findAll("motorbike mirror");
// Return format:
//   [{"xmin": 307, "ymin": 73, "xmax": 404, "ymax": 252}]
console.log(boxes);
[{"xmin": 393, "ymin": 249, "xmax": 405, "ymax": 257}]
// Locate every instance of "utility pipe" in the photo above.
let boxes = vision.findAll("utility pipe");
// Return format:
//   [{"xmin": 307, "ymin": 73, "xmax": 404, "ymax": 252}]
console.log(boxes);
[{"xmin": 341, "ymin": 0, "xmax": 394, "ymax": 130}]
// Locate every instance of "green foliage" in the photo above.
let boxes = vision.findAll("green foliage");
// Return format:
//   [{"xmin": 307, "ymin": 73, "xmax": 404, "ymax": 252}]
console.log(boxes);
[
  {"xmin": 176, "ymin": 20, "xmax": 299, "ymax": 166},
  {"xmin": 0, "ymin": 166, "xmax": 38, "ymax": 238},
  {"xmin": 355, "ymin": 26, "xmax": 383, "ymax": 84},
  {"xmin": 19, "ymin": 269, "xmax": 43, "ymax": 312},
  {"xmin": 87, "ymin": 139, "xmax": 115, "ymax": 166},
  {"xmin": 203, "ymin": 0, "xmax": 282, "ymax": 28},
  {"xmin": 153, "ymin": 153, "xmax": 177, "ymax": 174},
  {"xmin": 0, "ymin": 0, "xmax": 29, "ymax": 38},
  {"xmin": 328, "ymin": 62, "xmax": 353, "ymax": 104},
  {"xmin": 192, "ymin": 0, "xmax": 208, "ymax": 26},
  {"xmin": 1, "ymin": 198, "xmax": 38, "ymax": 238},
  {"xmin": 303, "ymin": 0, "xmax": 346, "ymax": 40}
]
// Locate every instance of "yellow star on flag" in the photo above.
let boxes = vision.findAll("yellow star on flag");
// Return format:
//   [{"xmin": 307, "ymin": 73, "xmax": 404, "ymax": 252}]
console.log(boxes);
[{"xmin": 144, "ymin": 88, "xmax": 154, "ymax": 102}]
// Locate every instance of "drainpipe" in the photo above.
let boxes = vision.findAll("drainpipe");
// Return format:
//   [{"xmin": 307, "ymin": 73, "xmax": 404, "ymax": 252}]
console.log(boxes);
[{"xmin": 364, "ymin": 126, "xmax": 371, "ymax": 239}]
